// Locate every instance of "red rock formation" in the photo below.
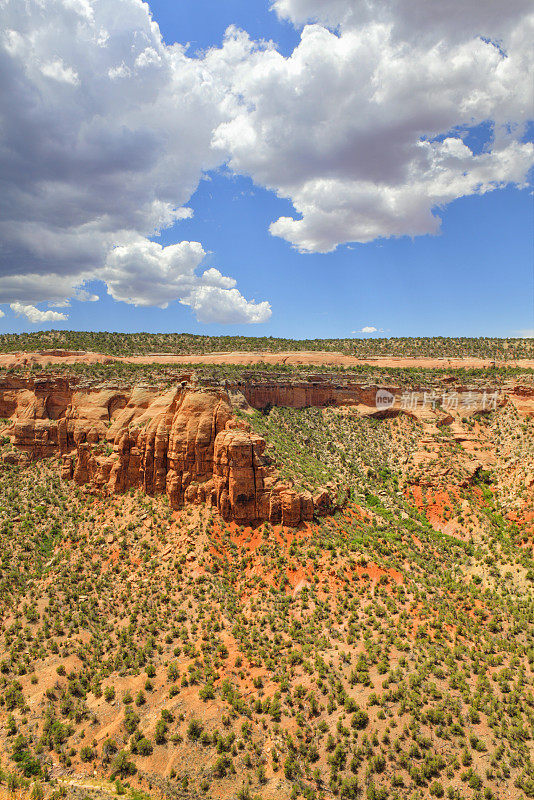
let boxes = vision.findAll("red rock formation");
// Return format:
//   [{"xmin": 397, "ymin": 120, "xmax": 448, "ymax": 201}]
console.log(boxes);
[
  {"xmin": 213, "ymin": 421, "xmax": 269, "ymax": 522},
  {"xmin": 0, "ymin": 374, "xmax": 523, "ymax": 525},
  {"xmin": 27, "ymin": 381, "xmax": 317, "ymax": 524},
  {"xmin": 211, "ymin": 421, "xmax": 321, "ymax": 524},
  {"xmin": 313, "ymin": 488, "xmax": 332, "ymax": 516},
  {"xmin": 239, "ymin": 380, "xmax": 381, "ymax": 410},
  {"xmin": 0, "ymin": 375, "xmax": 376, "ymax": 524},
  {"xmin": 167, "ymin": 390, "xmax": 231, "ymax": 502}
]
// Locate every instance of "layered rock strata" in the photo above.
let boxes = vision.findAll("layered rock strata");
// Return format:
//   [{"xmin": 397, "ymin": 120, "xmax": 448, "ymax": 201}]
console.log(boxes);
[
  {"xmin": 0, "ymin": 377, "xmax": 333, "ymax": 525},
  {"xmin": 0, "ymin": 374, "xmax": 517, "ymax": 524}
]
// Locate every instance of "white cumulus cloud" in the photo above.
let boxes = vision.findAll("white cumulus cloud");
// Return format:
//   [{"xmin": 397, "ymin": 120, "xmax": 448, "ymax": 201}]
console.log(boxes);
[
  {"xmin": 102, "ymin": 238, "xmax": 270, "ymax": 322},
  {"xmin": 214, "ymin": 6, "xmax": 533, "ymax": 251},
  {"xmin": 0, "ymin": 0, "xmax": 270, "ymax": 323},
  {"xmin": 272, "ymin": 0, "xmax": 534, "ymax": 43},
  {"xmin": 10, "ymin": 302, "xmax": 69, "ymax": 323},
  {"xmin": 181, "ymin": 286, "xmax": 272, "ymax": 324},
  {"xmin": 40, "ymin": 58, "xmax": 79, "ymax": 84}
]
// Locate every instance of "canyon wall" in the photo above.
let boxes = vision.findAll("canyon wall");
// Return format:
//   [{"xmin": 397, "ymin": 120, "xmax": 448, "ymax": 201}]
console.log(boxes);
[
  {"xmin": 0, "ymin": 377, "xmax": 335, "ymax": 525},
  {"xmin": 238, "ymin": 378, "xmax": 379, "ymax": 409},
  {"xmin": 1, "ymin": 375, "xmax": 523, "ymax": 525}
]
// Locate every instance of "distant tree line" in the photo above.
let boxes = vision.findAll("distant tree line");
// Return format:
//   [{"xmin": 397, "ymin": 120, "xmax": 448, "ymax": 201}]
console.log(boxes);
[{"xmin": 0, "ymin": 331, "xmax": 532, "ymax": 359}]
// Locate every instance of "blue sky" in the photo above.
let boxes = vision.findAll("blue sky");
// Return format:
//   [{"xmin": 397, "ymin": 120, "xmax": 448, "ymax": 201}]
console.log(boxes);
[
  {"xmin": 1, "ymin": 0, "xmax": 532, "ymax": 338},
  {"xmin": 44, "ymin": 178, "xmax": 532, "ymax": 340}
]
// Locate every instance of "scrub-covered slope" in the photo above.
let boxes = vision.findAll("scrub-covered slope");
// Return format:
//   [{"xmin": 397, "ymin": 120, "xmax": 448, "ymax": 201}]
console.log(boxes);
[{"xmin": 0, "ymin": 357, "xmax": 532, "ymax": 800}]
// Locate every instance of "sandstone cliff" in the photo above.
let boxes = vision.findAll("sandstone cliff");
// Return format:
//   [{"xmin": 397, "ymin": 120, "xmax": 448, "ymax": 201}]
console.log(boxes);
[
  {"xmin": 0, "ymin": 377, "xmax": 336, "ymax": 525},
  {"xmin": 1, "ymin": 374, "xmax": 519, "ymax": 525}
]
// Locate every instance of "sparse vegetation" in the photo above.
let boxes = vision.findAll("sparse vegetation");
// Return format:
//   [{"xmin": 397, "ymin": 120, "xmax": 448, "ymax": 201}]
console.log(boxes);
[
  {"xmin": 0, "ymin": 335, "xmax": 531, "ymax": 800},
  {"xmin": 0, "ymin": 331, "xmax": 532, "ymax": 360}
]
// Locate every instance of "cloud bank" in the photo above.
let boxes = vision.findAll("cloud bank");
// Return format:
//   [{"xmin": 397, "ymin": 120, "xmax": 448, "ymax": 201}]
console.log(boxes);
[
  {"xmin": 216, "ymin": 2, "xmax": 533, "ymax": 251},
  {"xmin": 0, "ymin": 0, "xmax": 532, "ymax": 322},
  {"xmin": 0, "ymin": 0, "xmax": 270, "ymax": 323}
]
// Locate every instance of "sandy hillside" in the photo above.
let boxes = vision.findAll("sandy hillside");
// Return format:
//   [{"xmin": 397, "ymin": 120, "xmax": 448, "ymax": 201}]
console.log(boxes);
[{"xmin": 1, "ymin": 349, "xmax": 533, "ymax": 369}]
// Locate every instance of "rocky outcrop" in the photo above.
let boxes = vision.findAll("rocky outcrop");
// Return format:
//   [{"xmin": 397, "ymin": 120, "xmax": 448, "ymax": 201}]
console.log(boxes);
[
  {"xmin": 69, "ymin": 390, "xmax": 324, "ymax": 525},
  {"xmin": 212, "ymin": 420, "xmax": 318, "ymax": 524},
  {"xmin": 238, "ymin": 379, "xmax": 379, "ymax": 410},
  {"xmin": 1, "ymin": 377, "xmax": 131, "ymax": 458},
  {"xmin": 2, "ymin": 374, "xmax": 514, "ymax": 525},
  {"xmin": 509, "ymin": 386, "xmax": 534, "ymax": 417},
  {"xmin": 0, "ymin": 377, "xmax": 330, "ymax": 525},
  {"xmin": 63, "ymin": 387, "xmax": 233, "ymax": 506}
]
